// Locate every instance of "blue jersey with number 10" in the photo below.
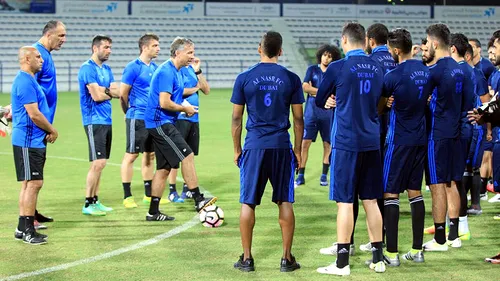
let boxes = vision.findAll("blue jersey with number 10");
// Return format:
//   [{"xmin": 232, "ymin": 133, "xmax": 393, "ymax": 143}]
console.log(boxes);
[
  {"xmin": 230, "ymin": 63, "xmax": 304, "ymax": 150},
  {"xmin": 316, "ymin": 49, "xmax": 385, "ymax": 152}
]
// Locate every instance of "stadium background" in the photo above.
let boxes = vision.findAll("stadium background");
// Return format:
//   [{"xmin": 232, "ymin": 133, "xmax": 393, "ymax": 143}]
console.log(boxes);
[{"xmin": 0, "ymin": 0, "xmax": 499, "ymax": 280}]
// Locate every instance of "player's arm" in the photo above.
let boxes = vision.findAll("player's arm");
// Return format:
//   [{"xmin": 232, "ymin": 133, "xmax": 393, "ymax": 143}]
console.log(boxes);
[
  {"xmin": 291, "ymin": 103, "xmax": 304, "ymax": 168},
  {"xmin": 109, "ymin": 82, "xmax": 119, "ymax": 98},
  {"xmin": 119, "ymin": 83, "xmax": 132, "ymax": 114},
  {"xmin": 231, "ymin": 104, "xmax": 244, "ymax": 166},
  {"xmin": 159, "ymin": 92, "xmax": 196, "ymax": 116},
  {"xmin": 183, "ymin": 86, "xmax": 200, "ymax": 97},
  {"xmin": 24, "ymin": 103, "xmax": 58, "ymax": 143},
  {"xmin": 303, "ymin": 82, "xmax": 318, "ymax": 96},
  {"xmin": 378, "ymin": 73, "xmax": 393, "ymax": 115},
  {"xmin": 315, "ymin": 65, "xmax": 337, "ymax": 108},
  {"xmin": 87, "ymin": 83, "xmax": 112, "ymax": 102},
  {"xmin": 197, "ymin": 73, "xmax": 210, "ymax": 95}
]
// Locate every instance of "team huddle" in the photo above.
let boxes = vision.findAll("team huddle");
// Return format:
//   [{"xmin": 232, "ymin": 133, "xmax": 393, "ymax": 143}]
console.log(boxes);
[{"xmin": 231, "ymin": 23, "xmax": 500, "ymax": 275}]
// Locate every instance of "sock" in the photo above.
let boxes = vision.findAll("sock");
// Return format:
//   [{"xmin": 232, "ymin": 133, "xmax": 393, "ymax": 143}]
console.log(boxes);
[
  {"xmin": 377, "ymin": 198, "xmax": 385, "ymax": 243},
  {"xmin": 322, "ymin": 163, "xmax": 329, "ymax": 175},
  {"xmin": 93, "ymin": 195, "xmax": 98, "ymax": 204},
  {"xmin": 298, "ymin": 168, "xmax": 305, "ymax": 175},
  {"xmin": 144, "ymin": 180, "xmax": 152, "ymax": 197},
  {"xmin": 85, "ymin": 197, "xmax": 93, "ymax": 208},
  {"xmin": 384, "ymin": 198, "xmax": 400, "ymax": 253},
  {"xmin": 471, "ymin": 171, "xmax": 481, "ymax": 206},
  {"xmin": 448, "ymin": 218, "xmax": 459, "ymax": 241},
  {"xmin": 25, "ymin": 216, "xmax": 35, "ymax": 232},
  {"xmin": 409, "ymin": 195, "xmax": 425, "ymax": 250},
  {"xmin": 463, "ymin": 172, "xmax": 473, "ymax": 197},
  {"xmin": 169, "ymin": 183, "xmax": 177, "ymax": 194},
  {"xmin": 480, "ymin": 177, "xmax": 488, "ymax": 195},
  {"xmin": 459, "ymin": 216, "xmax": 469, "ymax": 235},
  {"xmin": 35, "ymin": 209, "xmax": 39, "ymax": 217},
  {"xmin": 410, "ymin": 248, "xmax": 421, "ymax": 254},
  {"xmin": 371, "ymin": 241, "xmax": 384, "ymax": 263},
  {"xmin": 123, "ymin": 182, "xmax": 132, "ymax": 199},
  {"xmin": 434, "ymin": 222, "xmax": 446, "ymax": 244},
  {"xmin": 148, "ymin": 196, "xmax": 161, "ymax": 215},
  {"xmin": 17, "ymin": 216, "xmax": 25, "ymax": 231},
  {"xmin": 190, "ymin": 187, "xmax": 202, "ymax": 201},
  {"xmin": 350, "ymin": 197, "xmax": 359, "ymax": 245},
  {"xmin": 457, "ymin": 181, "xmax": 467, "ymax": 217},
  {"xmin": 336, "ymin": 243, "xmax": 350, "ymax": 268},
  {"xmin": 182, "ymin": 183, "xmax": 188, "ymax": 194}
]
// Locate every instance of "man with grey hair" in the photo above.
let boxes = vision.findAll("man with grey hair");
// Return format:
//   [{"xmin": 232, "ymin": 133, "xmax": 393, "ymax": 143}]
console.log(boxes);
[{"xmin": 144, "ymin": 37, "xmax": 217, "ymax": 221}]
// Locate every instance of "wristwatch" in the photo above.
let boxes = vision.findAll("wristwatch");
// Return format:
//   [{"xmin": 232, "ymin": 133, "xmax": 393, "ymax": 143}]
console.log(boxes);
[
  {"xmin": 195, "ymin": 69, "xmax": 202, "ymax": 75},
  {"xmin": 105, "ymin": 87, "xmax": 112, "ymax": 98}
]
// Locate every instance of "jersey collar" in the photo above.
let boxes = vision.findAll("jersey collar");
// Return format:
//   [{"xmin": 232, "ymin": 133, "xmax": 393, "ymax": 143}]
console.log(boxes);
[
  {"xmin": 372, "ymin": 45, "xmax": 389, "ymax": 53},
  {"xmin": 345, "ymin": 49, "xmax": 367, "ymax": 59}
]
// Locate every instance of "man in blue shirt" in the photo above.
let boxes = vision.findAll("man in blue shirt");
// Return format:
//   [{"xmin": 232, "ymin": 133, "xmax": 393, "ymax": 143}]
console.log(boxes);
[
  {"xmin": 12, "ymin": 46, "xmax": 58, "ymax": 245},
  {"xmin": 488, "ymin": 31, "xmax": 500, "ymax": 204},
  {"xmin": 119, "ymin": 33, "xmax": 163, "ymax": 208},
  {"xmin": 144, "ymin": 37, "xmax": 216, "ymax": 221},
  {"xmin": 231, "ymin": 31, "xmax": 304, "ymax": 273},
  {"xmin": 78, "ymin": 35, "xmax": 120, "ymax": 216},
  {"xmin": 32, "ymin": 20, "xmax": 66, "ymax": 226},
  {"xmin": 295, "ymin": 44, "xmax": 340, "ymax": 188},
  {"xmin": 469, "ymin": 38, "xmax": 496, "ymax": 80},
  {"xmin": 167, "ymin": 56, "xmax": 210, "ymax": 202},
  {"xmin": 377, "ymin": 28, "xmax": 432, "ymax": 265},
  {"xmin": 315, "ymin": 23, "xmax": 385, "ymax": 276},
  {"xmin": 422, "ymin": 24, "xmax": 464, "ymax": 251}
]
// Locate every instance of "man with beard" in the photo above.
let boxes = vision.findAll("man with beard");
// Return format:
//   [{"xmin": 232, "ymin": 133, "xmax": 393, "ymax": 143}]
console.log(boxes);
[
  {"xmin": 295, "ymin": 44, "xmax": 341, "ymax": 188},
  {"xmin": 488, "ymin": 31, "xmax": 500, "ymax": 204},
  {"xmin": 78, "ymin": 35, "xmax": 120, "ymax": 216},
  {"xmin": 422, "ymin": 24, "xmax": 464, "ymax": 251},
  {"xmin": 469, "ymin": 38, "xmax": 496, "ymax": 80}
]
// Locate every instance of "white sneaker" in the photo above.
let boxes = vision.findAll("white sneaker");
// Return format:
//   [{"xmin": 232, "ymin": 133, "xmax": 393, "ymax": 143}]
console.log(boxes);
[
  {"xmin": 319, "ymin": 243, "xmax": 355, "ymax": 256},
  {"xmin": 423, "ymin": 239, "xmax": 448, "ymax": 251},
  {"xmin": 480, "ymin": 193, "xmax": 488, "ymax": 201},
  {"xmin": 369, "ymin": 261, "xmax": 386, "ymax": 273},
  {"xmin": 488, "ymin": 193, "xmax": 500, "ymax": 203},
  {"xmin": 317, "ymin": 262, "xmax": 350, "ymax": 276},
  {"xmin": 446, "ymin": 238, "xmax": 462, "ymax": 248},
  {"xmin": 359, "ymin": 241, "xmax": 372, "ymax": 252}
]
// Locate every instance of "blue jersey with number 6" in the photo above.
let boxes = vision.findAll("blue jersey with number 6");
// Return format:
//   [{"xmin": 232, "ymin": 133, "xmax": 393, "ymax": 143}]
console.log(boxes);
[
  {"xmin": 230, "ymin": 63, "xmax": 305, "ymax": 149},
  {"xmin": 316, "ymin": 49, "xmax": 384, "ymax": 152}
]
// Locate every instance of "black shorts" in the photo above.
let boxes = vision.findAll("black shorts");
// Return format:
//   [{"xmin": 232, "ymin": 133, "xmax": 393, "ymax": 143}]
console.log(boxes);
[
  {"xmin": 126, "ymin": 118, "xmax": 154, "ymax": 154},
  {"xmin": 13, "ymin": 145, "xmax": 46, "ymax": 181},
  {"xmin": 84, "ymin": 124, "xmax": 112, "ymax": 162},
  {"xmin": 148, "ymin": 123, "xmax": 193, "ymax": 170},
  {"xmin": 175, "ymin": 120, "xmax": 199, "ymax": 155}
]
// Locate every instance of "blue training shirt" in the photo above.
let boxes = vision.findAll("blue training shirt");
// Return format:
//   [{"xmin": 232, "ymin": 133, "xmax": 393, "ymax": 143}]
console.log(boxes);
[
  {"xmin": 33, "ymin": 42, "xmax": 57, "ymax": 124},
  {"xmin": 145, "ymin": 60, "xmax": 184, "ymax": 129},
  {"xmin": 230, "ymin": 62, "xmax": 304, "ymax": 150},
  {"xmin": 427, "ymin": 57, "xmax": 464, "ymax": 140},
  {"xmin": 122, "ymin": 58, "xmax": 158, "ymax": 120},
  {"xmin": 457, "ymin": 61, "xmax": 477, "ymax": 140},
  {"xmin": 370, "ymin": 45, "xmax": 397, "ymax": 74},
  {"xmin": 316, "ymin": 49, "xmax": 384, "ymax": 152},
  {"xmin": 78, "ymin": 59, "xmax": 115, "ymax": 126},
  {"xmin": 303, "ymin": 64, "xmax": 332, "ymax": 121},
  {"xmin": 383, "ymin": 59, "xmax": 432, "ymax": 146},
  {"xmin": 475, "ymin": 57, "xmax": 496, "ymax": 81},
  {"xmin": 490, "ymin": 69, "xmax": 500, "ymax": 94},
  {"xmin": 177, "ymin": 65, "xmax": 200, "ymax": 123},
  {"xmin": 11, "ymin": 71, "xmax": 51, "ymax": 148}
]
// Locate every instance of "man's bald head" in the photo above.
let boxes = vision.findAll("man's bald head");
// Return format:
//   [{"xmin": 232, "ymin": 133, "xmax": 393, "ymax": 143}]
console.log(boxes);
[
  {"xmin": 18, "ymin": 46, "xmax": 37, "ymax": 63},
  {"xmin": 18, "ymin": 46, "xmax": 43, "ymax": 74}
]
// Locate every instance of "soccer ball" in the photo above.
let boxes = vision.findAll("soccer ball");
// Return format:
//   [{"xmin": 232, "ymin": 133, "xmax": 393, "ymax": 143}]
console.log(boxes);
[{"xmin": 199, "ymin": 205, "xmax": 224, "ymax": 228}]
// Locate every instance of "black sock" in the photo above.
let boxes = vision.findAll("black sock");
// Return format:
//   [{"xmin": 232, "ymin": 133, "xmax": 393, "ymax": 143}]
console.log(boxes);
[
  {"xmin": 384, "ymin": 198, "xmax": 399, "ymax": 253},
  {"xmin": 336, "ymin": 243, "xmax": 350, "ymax": 268},
  {"xmin": 371, "ymin": 241, "xmax": 384, "ymax": 263},
  {"xmin": 480, "ymin": 177, "xmax": 488, "ymax": 194},
  {"xmin": 93, "ymin": 195, "xmax": 98, "ymax": 204},
  {"xmin": 322, "ymin": 163, "xmax": 329, "ymax": 175},
  {"xmin": 182, "ymin": 183, "xmax": 188, "ymax": 193},
  {"xmin": 123, "ymin": 182, "xmax": 132, "ymax": 199},
  {"xmin": 35, "ymin": 209, "xmax": 39, "ymax": 216},
  {"xmin": 144, "ymin": 180, "xmax": 152, "ymax": 197},
  {"xmin": 18, "ymin": 216, "xmax": 26, "ymax": 231},
  {"xmin": 169, "ymin": 184, "xmax": 177, "ymax": 193},
  {"xmin": 463, "ymin": 173, "xmax": 473, "ymax": 197},
  {"xmin": 351, "ymin": 197, "xmax": 359, "ymax": 245},
  {"xmin": 25, "ymin": 216, "xmax": 35, "ymax": 232},
  {"xmin": 471, "ymin": 171, "xmax": 481, "ymax": 206},
  {"xmin": 457, "ymin": 181, "xmax": 467, "ymax": 217},
  {"xmin": 85, "ymin": 197, "xmax": 93, "ymax": 207},
  {"xmin": 190, "ymin": 187, "xmax": 202, "ymax": 201},
  {"xmin": 149, "ymin": 196, "xmax": 161, "ymax": 215},
  {"xmin": 434, "ymin": 222, "xmax": 446, "ymax": 244},
  {"xmin": 377, "ymin": 198, "xmax": 385, "ymax": 243},
  {"xmin": 298, "ymin": 168, "xmax": 305, "ymax": 175},
  {"xmin": 448, "ymin": 218, "xmax": 459, "ymax": 241},
  {"xmin": 409, "ymin": 195, "xmax": 425, "ymax": 250}
]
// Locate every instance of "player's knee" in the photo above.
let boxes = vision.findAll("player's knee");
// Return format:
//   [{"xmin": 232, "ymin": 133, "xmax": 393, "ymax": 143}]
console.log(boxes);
[
  {"xmin": 27, "ymin": 180, "xmax": 43, "ymax": 190},
  {"xmin": 125, "ymin": 153, "xmax": 139, "ymax": 163},
  {"xmin": 407, "ymin": 190, "xmax": 422, "ymax": 199},
  {"xmin": 91, "ymin": 159, "xmax": 107, "ymax": 171}
]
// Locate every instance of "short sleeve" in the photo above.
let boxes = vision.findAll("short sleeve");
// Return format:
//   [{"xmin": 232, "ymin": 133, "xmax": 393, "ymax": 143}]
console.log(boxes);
[
  {"xmin": 291, "ymin": 74, "xmax": 305, "ymax": 104},
  {"xmin": 121, "ymin": 63, "xmax": 137, "ymax": 86},
  {"xmin": 230, "ymin": 74, "xmax": 245, "ymax": 105},
  {"xmin": 80, "ymin": 65, "xmax": 98, "ymax": 85},
  {"xmin": 17, "ymin": 78, "xmax": 38, "ymax": 105},
  {"xmin": 303, "ymin": 66, "xmax": 313, "ymax": 83},
  {"xmin": 476, "ymin": 70, "xmax": 488, "ymax": 96},
  {"xmin": 315, "ymin": 61, "xmax": 339, "ymax": 108},
  {"xmin": 158, "ymin": 68, "xmax": 175, "ymax": 94}
]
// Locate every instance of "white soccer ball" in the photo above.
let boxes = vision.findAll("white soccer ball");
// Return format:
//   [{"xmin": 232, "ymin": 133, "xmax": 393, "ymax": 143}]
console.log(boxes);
[{"xmin": 199, "ymin": 205, "xmax": 224, "ymax": 228}]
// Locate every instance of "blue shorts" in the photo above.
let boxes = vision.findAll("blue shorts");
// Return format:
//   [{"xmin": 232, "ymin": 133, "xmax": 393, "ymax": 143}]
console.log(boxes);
[
  {"xmin": 238, "ymin": 149, "xmax": 296, "ymax": 205},
  {"xmin": 467, "ymin": 128, "xmax": 485, "ymax": 170},
  {"xmin": 493, "ymin": 143, "xmax": 500, "ymax": 192},
  {"xmin": 304, "ymin": 98, "xmax": 332, "ymax": 143},
  {"xmin": 426, "ymin": 138, "xmax": 461, "ymax": 185},
  {"xmin": 484, "ymin": 140, "xmax": 493, "ymax": 152},
  {"xmin": 383, "ymin": 144, "xmax": 425, "ymax": 194},
  {"xmin": 330, "ymin": 148, "xmax": 383, "ymax": 203}
]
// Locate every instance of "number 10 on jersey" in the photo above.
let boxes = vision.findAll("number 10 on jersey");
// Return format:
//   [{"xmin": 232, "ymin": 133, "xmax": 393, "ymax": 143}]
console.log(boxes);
[{"xmin": 360, "ymin": 80, "xmax": 371, "ymax": 95}]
